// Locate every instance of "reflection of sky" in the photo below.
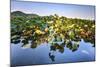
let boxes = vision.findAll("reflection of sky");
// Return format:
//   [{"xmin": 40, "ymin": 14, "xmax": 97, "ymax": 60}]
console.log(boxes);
[
  {"xmin": 11, "ymin": 40, "xmax": 95, "ymax": 66},
  {"xmin": 11, "ymin": 1, "xmax": 95, "ymax": 20}
]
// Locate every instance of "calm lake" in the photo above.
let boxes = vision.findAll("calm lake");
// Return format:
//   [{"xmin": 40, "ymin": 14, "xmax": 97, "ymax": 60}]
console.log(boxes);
[{"xmin": 11, "ymin": 39, "xmax": 95, "ymax": 66}]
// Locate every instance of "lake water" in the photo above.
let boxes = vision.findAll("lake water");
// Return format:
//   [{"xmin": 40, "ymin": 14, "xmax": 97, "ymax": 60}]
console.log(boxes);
[{"xmin": 11, "ymin": 39, "xmax": 95, "ymax": 66}]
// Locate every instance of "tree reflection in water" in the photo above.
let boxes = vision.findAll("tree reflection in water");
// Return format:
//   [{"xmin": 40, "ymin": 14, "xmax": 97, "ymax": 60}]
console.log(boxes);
[
  {"xmin": 11, "ymin": 12, "xmax": 95, "ymax": 62},
  {"xmin": 49, "ymin": 52, "xmax": 55, "ymax": 61}
]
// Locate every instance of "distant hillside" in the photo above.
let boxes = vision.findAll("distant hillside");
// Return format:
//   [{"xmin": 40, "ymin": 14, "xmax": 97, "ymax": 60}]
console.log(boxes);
[
  {"xmin": 11, "ymin": 11, "xmax": 39, "ymax": 17},
  {"xmin": 11, "ymin": 11, "xmax": 27, "ymax": 16}
]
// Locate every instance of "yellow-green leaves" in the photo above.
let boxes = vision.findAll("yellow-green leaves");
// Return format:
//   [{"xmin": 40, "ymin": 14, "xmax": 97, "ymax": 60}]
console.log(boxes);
[{"xmin": 11, "ymin": 13, "xmax": 95, "ymax": 50}]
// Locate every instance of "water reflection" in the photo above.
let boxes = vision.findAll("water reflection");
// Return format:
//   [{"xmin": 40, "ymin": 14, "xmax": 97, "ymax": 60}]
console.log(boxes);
[
  {"xmin": 11, "ymin": 39, "xmax": 95, "ymax": 66},
  {"xmin": 49, "ymin": 52, "xmax": 55, "ymax": 61},
  {"xmin": 11, "ymin": 11, "xmax": 95, "ymax": 66},
  {"xmin": 11, "ymin": 29, "xmax": 95, "ymax": 63}
]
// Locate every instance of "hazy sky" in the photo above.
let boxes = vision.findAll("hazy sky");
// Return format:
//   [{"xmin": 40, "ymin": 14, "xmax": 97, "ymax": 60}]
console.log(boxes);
[{"xmin": 11, "ymin": 1, "xmax": 95, "ymax": 20}]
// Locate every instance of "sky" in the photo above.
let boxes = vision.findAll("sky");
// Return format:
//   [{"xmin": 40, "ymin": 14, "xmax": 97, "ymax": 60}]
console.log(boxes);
[{"xmin": 11, "ymin": 1, "xmax": 95, "ymax": 20}]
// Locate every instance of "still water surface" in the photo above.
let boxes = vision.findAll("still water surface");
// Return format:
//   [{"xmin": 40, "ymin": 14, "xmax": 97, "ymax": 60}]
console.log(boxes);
[{"xmin": 11, "ymin": 39, "xmax": 95, "ymax": 66}]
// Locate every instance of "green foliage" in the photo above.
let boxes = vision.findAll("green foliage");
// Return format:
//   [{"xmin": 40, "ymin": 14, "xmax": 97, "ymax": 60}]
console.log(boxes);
[{"xmin": 11, "ymin": 11, "xmax": 95, "ymax": 52}]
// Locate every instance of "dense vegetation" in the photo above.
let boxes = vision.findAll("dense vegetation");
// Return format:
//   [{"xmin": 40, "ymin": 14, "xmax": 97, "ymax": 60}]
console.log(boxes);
[{"xmin": 11, "ymin": 11, "xmax": 95, "ymax": 61}]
